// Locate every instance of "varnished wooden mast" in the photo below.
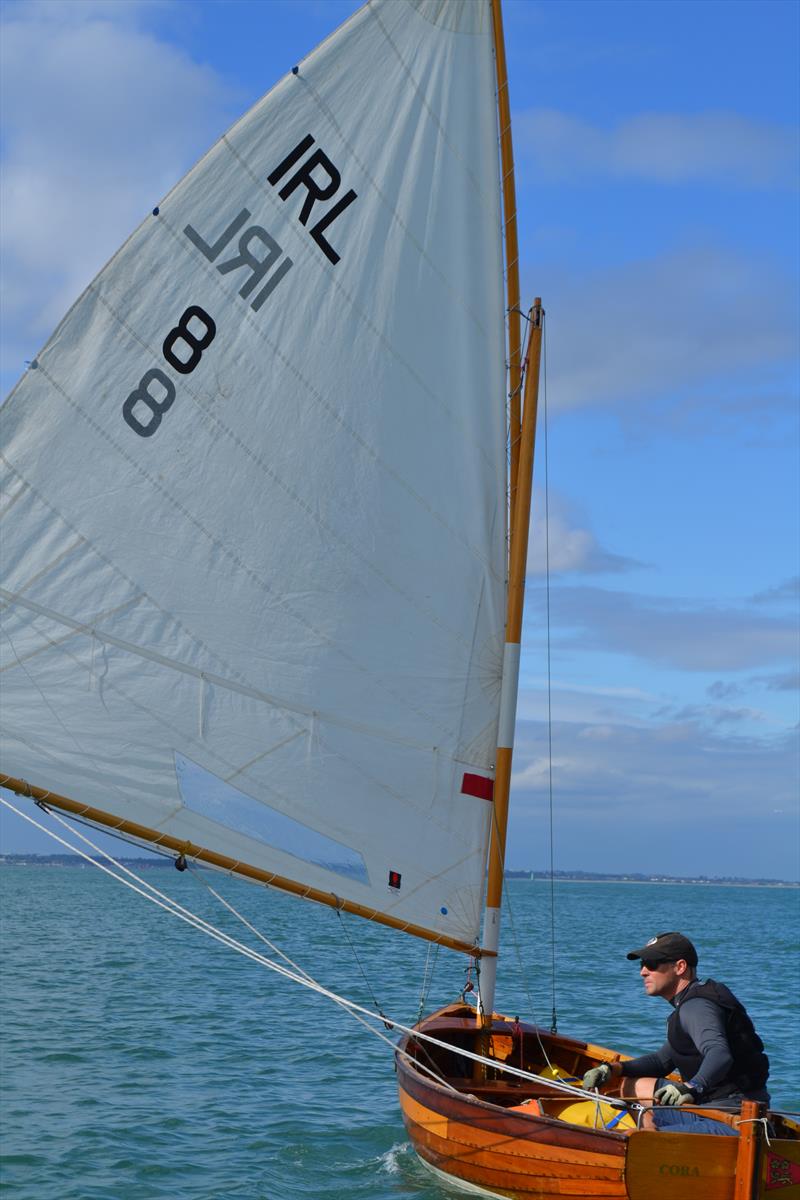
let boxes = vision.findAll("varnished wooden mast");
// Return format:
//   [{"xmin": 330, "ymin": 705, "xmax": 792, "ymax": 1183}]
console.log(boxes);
[
  {"xmin": 490, "ymin": 0, "xmax": 523, "ymax": 534},
  {"xmin": 0, "ymin": 774, "xmax": 492, "ymax": 959},
  {"xmin": 478, "ymin": 299, "xmax": 544, "ymax": 1024}
]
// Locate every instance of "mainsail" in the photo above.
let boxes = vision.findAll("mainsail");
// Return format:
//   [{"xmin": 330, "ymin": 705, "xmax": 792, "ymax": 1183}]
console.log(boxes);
[{"xmin": 1, "ymin": 0, "xmax": 508, "ymax": 949}]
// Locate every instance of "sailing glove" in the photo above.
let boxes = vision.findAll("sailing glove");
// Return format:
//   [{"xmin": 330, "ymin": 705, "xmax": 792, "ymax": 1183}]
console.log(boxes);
[
  {"xmin": 582, "ymin": 1064, "xmax": 611, "ymax": 1090},
  {"xmin": 654, "ymin": 1082, "xmax": 696, "ymax": 1106}
]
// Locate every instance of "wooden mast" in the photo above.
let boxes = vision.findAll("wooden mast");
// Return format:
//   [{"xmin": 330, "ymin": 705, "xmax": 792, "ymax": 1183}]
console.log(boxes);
[
  {"xmin": 473, "ymin": 0, "xmax": 541, "ymax": 1028},
  {"xmin": 490, "ymin": 0, "xmax": 523, "ymax": 532},
  {"xmin": 478, "ymin": 299, "xmax": 544, "ymax": 1024},
  {"xmin": 0, "ymin": 774, "xmax": 491, "ymax": 958}
]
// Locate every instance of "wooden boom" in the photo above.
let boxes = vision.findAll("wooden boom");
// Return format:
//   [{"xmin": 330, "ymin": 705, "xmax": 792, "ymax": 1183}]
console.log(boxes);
[{"xmin": 1, "ymin": 773, "xmax": 495, "ymax": 959}]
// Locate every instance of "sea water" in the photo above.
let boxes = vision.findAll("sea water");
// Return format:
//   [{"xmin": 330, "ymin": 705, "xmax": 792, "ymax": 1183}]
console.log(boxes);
[{"xmin": 1, "ymin": 867, "xmax": 798, "ymax": 1200}]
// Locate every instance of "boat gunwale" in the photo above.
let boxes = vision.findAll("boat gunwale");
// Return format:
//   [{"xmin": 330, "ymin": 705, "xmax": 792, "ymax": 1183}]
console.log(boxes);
[
  {"xmin": 396, "ymin": 1049, "xmax": 632, "ymax": 1149},
  {"xmin": 395, "ymin": 1005, "xmax": 632, "ymax": 1150}
]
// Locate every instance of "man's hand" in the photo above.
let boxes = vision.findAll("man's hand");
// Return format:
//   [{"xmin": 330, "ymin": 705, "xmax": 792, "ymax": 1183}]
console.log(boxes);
[
  {"xmin": 583, "ymin": 1063, "xmax": 612, "ymax": 1090},
  {"xmin": 654, "ymin": 1082, "xmax": 696, "ymax": 1106}
]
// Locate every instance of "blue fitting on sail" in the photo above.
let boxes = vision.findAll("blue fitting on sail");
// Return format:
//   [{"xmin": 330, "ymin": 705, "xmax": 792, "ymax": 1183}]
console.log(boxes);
[
  {"xmin": 291, "ymin": 66, "xmax": 299, "ymax": 75},
  {"xmin": 152, "ymin": 207, "xmax": 159, "ymax": 216}
]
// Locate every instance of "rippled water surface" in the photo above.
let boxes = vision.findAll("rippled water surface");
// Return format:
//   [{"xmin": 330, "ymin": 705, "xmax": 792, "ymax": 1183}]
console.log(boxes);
[{"xmin": 1, "ymin": 868, "xmax": 798, "ymax": 1199}]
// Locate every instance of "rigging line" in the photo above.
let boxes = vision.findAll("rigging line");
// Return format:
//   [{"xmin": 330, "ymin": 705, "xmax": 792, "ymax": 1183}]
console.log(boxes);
[
  {"xmin": 334, "ymin": 907, "xmax": 391, "ymax": 1029},
  {"xmin": 3, "ymin": 800, "xmax": 456, "ymax": 1096},
  {"xmin": 500, "ymin": 876, "xmax": 555, "ymax": 1074},
  {"xmin": 417, "ymin": 940, "xmax": 440, "ymax": 1023},
  {"xmin": 187, "ymin": 866, "xmax": 454, "ymax": 1092},
  {"xmin": 6, "ymin": 794, "xmax": 404, "ymax": 1062},
  {"xmin": 186, "ymin": 865, "xmax": 315, "ymax": 982},
  {"xmin": 542, "ymin": 311, "xmax": 558, "ymax": 1035},
  {"xmin": 1, "ymin": 796, "xmax": 629, "ymax": 1108},
  {"xmin": 184, "ymin": 866, "xmax": 437, "ymax": 1074}
]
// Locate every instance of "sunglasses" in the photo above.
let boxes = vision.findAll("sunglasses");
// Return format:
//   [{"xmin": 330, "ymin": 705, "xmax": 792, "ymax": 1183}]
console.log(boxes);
[{"xmin": 640, "ymin": 959, "xmax": 675, "ymax": 972}]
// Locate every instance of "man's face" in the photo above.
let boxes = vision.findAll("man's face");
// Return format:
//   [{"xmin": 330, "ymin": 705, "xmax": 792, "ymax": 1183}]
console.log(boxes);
[{"xmin": 639, "ymin": 958, "xmax": 688, "ymax": 999}]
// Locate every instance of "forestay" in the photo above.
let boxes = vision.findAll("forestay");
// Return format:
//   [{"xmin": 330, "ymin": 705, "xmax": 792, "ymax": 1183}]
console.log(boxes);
[{"xmin": 0, "ymin": 0, "xmax": 507, "ymax": 947}]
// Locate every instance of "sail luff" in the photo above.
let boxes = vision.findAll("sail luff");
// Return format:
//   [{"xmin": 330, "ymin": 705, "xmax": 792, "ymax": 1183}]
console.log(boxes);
[
  {"xmin": 490, "ymin": 0, "xmax": 522, "ymax": 534},
  {"xmin": 478, "ymin": 300, "xmax": 544, "ymax": 1023},
  {"xmin": 0, "ymin": 775, "xmax": 491, "ymax": 958}
]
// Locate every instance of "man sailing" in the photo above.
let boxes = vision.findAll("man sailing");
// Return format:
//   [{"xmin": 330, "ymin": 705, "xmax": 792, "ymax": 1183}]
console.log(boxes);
[{"xmin": 583, "ymin": 932, "xmax": 770, "ymax": 1133}]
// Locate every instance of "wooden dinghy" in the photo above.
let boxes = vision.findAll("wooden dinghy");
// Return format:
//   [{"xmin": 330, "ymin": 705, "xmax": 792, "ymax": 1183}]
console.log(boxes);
[
  {"xmin": 2, "ymin": 1, "xmax": 797, "ymax": 1198},
  {"xmin": 397, "ymin": 1004, "xmax": 800, "ymax": 1200}
]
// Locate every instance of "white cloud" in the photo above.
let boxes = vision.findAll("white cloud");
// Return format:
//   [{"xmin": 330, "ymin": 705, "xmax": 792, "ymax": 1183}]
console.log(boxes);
[
  {"xmin": 0, "ymin": 2, "xmax": 235, "ymax": 381},
  {"xmin": 507, "ymin": 715, "xmax": 799, "ymax": 879},
  {"xmin": 532, "ymin": 247, "xmax": 796, "ymax": 411},
  {"xmin": 517, "ymin": 108, "xmax": 799, "ymax": 188},
  {"xmin": 527, "ymin": 489, "xmax": 641, "ymax": 576},
  {"xmin": 525, "ymin": 584, "xmax": 798, "ymax": 673}
]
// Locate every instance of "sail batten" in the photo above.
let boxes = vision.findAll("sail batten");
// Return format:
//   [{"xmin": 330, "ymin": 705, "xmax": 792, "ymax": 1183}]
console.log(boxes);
[{"xmin": 1, "ymin": 0, "xmax": 506, "ymax": 947}]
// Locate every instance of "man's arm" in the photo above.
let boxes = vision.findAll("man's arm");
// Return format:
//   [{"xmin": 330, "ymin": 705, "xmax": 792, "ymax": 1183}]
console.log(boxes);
[
  {"xmin": 619, "ymin": 1043, "xmax": 674, "ymax": 1080},
  {"xmin": 585, "ymin": 1044, "xmax": 674, "ymax": 1088},
  {"xmin": 676, "ymin": 997, "xmax": 734, "ymax": 1097}
]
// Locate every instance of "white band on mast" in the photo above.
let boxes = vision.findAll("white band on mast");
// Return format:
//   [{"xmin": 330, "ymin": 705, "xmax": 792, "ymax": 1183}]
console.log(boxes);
[{"xmin": 497, "ymin": 642, "xmax": 520, "ymax": 750}]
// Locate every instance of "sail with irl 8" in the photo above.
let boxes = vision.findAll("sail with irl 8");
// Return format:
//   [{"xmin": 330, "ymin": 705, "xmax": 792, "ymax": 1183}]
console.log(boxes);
[{"xmin": 2, "ymin": 3, "xmax": 798, "ymax": 1199}]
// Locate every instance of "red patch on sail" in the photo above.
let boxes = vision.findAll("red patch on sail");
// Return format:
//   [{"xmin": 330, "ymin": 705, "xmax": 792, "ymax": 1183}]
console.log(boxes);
[{"xmin": 461, "ymin": 773, "xmax": 494, "ymax": 802}]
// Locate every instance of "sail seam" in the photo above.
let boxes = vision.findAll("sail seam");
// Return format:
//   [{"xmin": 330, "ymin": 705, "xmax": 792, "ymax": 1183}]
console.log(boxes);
[
  {"xmin": 369, "ymin": 1, "xmax": 494, "ymax": 208},
  {"xmin": 0, "ymin": 471, "xmax": 495, "ymax": 847},
  {"xmin": 0, "ymin": 595, "xmax": 144, "ymax": 675},
  {"xmin": 213, "ymin": 135, "xmax": 503, "ymax": 553},
  {"xmin": 4, "ymin": 360, "xmax": 463, "ymax": 747},
  {"xmin": 5, "ymin": 586, "xmax": 496, "ymax": 848},
  {"xmin": 90, "ymin": 267, "xmax": 490, "ymax": 652},
  {"xmin": 299, "ymin": 43, "xmax": 492, "ymax": 345},
  {"xmin": 0, "ymin": 477, "xmax": 29, "ymax": 520},
  {"xmin": 0, "ymin": 535, "xmax": 88, "ymax": 607},
  {"xmin": 0, "ymin": 586, "xmax": 446, "ymax": 756}
]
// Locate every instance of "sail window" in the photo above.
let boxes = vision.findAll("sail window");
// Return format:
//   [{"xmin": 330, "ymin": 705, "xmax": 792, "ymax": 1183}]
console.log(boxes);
[{"xmin": 175, "ymin": 754, "xmax": 369, "ymax": 884}]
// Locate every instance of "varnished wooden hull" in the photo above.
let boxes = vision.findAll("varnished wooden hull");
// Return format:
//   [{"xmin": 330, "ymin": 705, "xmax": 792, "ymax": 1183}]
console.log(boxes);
[
  {"xmin": 396, "ymin": 1005, "xmax": 800, "ymax": 1200},
  {"xmin": 398, "ymin": 1046, "xmax": 626, "ymax": 1199}
]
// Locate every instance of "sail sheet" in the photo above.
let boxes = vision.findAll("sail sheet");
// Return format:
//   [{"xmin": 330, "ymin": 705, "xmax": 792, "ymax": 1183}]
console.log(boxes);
[{"xmin": 0, "ymin": 0, "xmax": 506, "ymax": 947}]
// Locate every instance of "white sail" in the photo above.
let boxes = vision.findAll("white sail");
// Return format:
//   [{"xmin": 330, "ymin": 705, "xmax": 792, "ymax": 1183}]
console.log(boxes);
[{"xmin": 0, "ymin": 0, "xmax": 506, "ymax": 947}]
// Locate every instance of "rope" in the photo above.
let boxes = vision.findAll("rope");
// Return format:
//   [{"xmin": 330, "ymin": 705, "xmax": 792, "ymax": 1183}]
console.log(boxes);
[
  {"xmin": 186, "ymin": 852, "xmax": 452, "ymax": 1088},
  {"xmin": 417, "ymin": 940, "xmax": 440, "ymax": 1023},
  {"xmin": 542, "ymin": 312, "xmax": 558, "ymax": 1035},
  {"xmin": 187, "ymin": 866, "xmax": 317, "ymax": 983},
  {"xmin": 501, "ymin": 877, "xmax": 555, "ymax": 1074},
  {"xmin": 738, "ymin": 1116, "xmax": 773, "ymax": 1146},
  {"xmin": 1, "ymin": 795, "xmax": 631, "ymax": 1108},
  {"xmin": 335, "ymin": 907, "xmax": 392, "ymax": 1029}
]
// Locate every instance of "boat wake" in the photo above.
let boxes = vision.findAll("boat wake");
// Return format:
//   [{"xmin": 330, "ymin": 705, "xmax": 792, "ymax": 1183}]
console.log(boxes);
[{"xmin": 376, "ymin": 1141, "xmax": 413, "ymax": 1176}]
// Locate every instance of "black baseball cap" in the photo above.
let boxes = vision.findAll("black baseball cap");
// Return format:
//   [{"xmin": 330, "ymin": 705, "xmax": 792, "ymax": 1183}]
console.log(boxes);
[{"xmin": 626, "ymin": 932, "xmax": 698, "ymax": 967}]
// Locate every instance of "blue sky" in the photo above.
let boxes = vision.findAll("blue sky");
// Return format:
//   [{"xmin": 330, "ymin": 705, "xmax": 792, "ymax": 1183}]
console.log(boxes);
[{"xmin": 1, "ymin": 0, "xmax": 798, "ymax": 879}]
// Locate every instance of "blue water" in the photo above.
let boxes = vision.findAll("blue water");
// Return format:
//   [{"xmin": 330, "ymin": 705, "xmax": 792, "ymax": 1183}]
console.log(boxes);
[{"xmin": 1, "ymin": 868, "xmax": 798, "ymax": 1199}]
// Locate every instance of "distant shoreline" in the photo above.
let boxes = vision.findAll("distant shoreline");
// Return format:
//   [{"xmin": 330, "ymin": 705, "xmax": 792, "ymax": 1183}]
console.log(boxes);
[
  {"xmin": 1, "ymin": 854, "xmax": 797, "ymax": 888},
  {"xmin": 511, "ymin": 876, "xmax": 799, "ymax": 889},
  {"xmin": 505, "ymin": 870, "xmax": 798, "ymax": 888}
]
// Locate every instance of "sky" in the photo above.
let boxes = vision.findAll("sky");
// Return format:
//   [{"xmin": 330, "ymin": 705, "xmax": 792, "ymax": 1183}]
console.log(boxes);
[{"xmin": 0, "ymin": 0, "xmax": 798, "ymax": 880}]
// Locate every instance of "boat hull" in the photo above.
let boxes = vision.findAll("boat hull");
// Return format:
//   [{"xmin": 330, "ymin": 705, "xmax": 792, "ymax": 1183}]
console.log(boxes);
[
  {"xmin": 398, "ymin": 1045, "xmax": 627, "ymax": 1199},
  {"xmin": 396, "ymin": 1005, "xmax": 800, "ymax": 1200}
]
